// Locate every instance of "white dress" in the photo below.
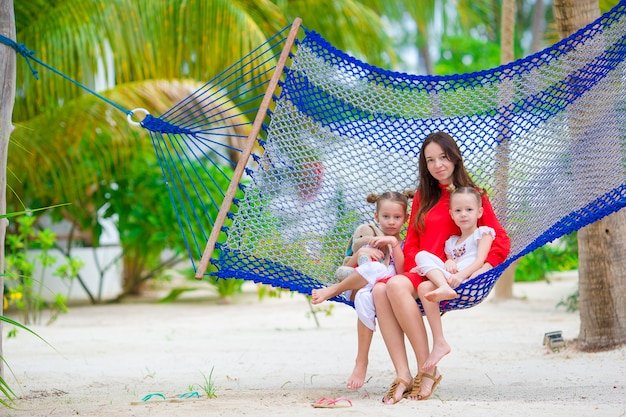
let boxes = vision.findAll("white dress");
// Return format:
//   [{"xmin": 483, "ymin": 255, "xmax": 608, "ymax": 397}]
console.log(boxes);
[{"xmin": 414, "ymin": 226, "xmax": 495, "ymax": 278}]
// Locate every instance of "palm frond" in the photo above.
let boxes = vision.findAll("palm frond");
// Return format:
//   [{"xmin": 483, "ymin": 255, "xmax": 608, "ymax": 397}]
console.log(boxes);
[
  {"xmin": 14, "ymin": 0, "xmax": 280, "ymax": 122},
  {"xmin": 272, "ymin": 0, "xmax": 400, "ymax": 67}
]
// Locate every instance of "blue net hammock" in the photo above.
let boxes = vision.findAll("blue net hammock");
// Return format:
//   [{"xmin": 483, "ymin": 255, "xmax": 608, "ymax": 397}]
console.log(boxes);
[{"xmin": 140, "ymin": 4, "xmax": 626, "ymax": 313}]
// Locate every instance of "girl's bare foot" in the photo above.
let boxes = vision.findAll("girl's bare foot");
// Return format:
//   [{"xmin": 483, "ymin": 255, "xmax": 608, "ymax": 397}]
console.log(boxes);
[
  {"xmin": 423, "ymin": 341, "xmax": 451, "ymax": 372},
  {"xmin": 424, "ymin": 286, "xmax": 458, "ymax": 302},
  {"xmin": 311, "ymin": 287, "xmax": 335, "ymax": 304},
  {"xmin": 346, "ymin": 361, "xmax": 368, "ymax": 390}
]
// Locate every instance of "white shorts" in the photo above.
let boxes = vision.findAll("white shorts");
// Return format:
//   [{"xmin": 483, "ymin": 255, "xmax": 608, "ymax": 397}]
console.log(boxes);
[
  {"xmin": 354, "ymin": 288, "xmax": 376, "ymax": 331},
  {"xmin": 414, "ymin": 251, "xmax": 451, "ymax": 278},
  {"xmin": 354, "ymin": 261, "xmax": 390, "ymax": 286}
]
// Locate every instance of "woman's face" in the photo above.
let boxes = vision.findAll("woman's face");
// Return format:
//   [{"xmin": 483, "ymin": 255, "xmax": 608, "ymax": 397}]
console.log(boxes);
[{"xmin": 424, "ymin": 142, "xmax": 455, "ymax": 184}]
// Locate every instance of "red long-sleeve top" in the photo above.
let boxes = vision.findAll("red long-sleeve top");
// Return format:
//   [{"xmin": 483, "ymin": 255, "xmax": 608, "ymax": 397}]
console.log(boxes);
[{"xmin": 404, "ymin": 184, "xmax": 511, "ymax": 277}]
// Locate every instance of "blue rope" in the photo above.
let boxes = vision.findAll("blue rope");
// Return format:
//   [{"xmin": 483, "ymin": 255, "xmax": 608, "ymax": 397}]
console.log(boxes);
[
  {"xmin": 151, "ymin": 131, "xmax": 204, "ymax": 263},
  {"xmin": 0, "ymin": 34, "xmax": 131, "ymax": 116},
  {"xmin": 0, "ymin": 34, "xmax": 39, "ymax": 79},
  {"xmin": 141, "ymin": 115, "xmax": 195, "ymax": 135},
  {"xmin": 168, "ymin": 63, "xmax": 275, "ymax": 129}
]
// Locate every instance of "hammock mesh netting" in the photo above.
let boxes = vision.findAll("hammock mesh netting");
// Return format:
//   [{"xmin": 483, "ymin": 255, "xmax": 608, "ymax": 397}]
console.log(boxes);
[{"xmin": 142, "ymin": 4, "xmax": 626, "ymax": 312}]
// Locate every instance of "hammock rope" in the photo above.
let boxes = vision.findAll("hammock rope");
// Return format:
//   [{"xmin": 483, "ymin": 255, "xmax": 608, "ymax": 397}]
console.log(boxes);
[
  {"xmin": 0, "ymin": 34, "xmax": 132, "ymax": 115},
  {"xmin": 6, "ymin": 5, "xmax": 626, "ymax": 313},
  {"xmin": 169, "ymin": 6, "xmax": 625, "ymax": 313}
]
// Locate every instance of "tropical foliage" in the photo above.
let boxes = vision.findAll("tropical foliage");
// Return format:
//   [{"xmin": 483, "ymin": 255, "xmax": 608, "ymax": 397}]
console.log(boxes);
[
  {"xmin": 4, "ymin": 212, "xmax": 83, "ymax": 325},
  {"xmin": 0, "ymin": 209, "xmax": 58, "ymax": 407}
]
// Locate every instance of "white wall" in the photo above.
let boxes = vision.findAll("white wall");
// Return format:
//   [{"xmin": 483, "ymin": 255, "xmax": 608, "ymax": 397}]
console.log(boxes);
[{"xmin": 28, "ymin": 245, "xmax": 123, "ymax": 303}]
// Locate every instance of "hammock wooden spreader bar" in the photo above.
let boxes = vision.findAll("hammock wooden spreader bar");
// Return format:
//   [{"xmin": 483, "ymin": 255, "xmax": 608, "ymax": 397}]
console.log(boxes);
[{"xmin": 194, "ymin": 17, "xmax": 303, "ymax": 279}]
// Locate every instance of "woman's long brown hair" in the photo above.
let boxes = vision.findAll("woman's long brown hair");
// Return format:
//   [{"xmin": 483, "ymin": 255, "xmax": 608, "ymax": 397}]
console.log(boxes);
[{"xmin": 415, "ymin": 131, "xmax": 479, "ymax": 231}]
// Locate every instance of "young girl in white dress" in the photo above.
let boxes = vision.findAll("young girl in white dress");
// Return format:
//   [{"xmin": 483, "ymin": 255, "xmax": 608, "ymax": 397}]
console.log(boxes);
[
  {"xmin": 311, "ymin": 191, "xmax": 409, "ymax": 390},
  {"xmin": 411, "ymin": 186, "xmax": 495, "ymax": 302}
]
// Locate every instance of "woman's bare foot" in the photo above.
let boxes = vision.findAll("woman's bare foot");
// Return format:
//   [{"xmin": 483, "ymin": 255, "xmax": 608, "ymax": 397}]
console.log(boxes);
[
  {"xmin": 346, "ymin": 361, "xmax": 368, "ymax": 390},
  {"xmin": 423, "ymin": 341, "xmax": 451, "ymax": 372},
  {"xmin": 424, "ymin": 286, "xmax": 458, "ymax": 302},
  {"xmin": 311, "ymin": 286, "xmax": 336, "ymax": 304}
]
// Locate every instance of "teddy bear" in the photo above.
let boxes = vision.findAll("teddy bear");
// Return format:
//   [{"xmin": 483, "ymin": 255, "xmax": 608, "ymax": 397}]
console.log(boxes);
[{"xmin": 334, "ymin": 221, "xmax": 392, "ymax": 282}]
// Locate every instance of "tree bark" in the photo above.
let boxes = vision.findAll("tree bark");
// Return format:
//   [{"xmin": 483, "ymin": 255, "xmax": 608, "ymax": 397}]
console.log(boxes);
[
  {"xmin": 553, "ymin": 0, "xmax": 626, "ymax": 350},
  {"xmin": 493, "ymin": 0, "xmax": 516, "ymax": 300},
  {"xmin": 0, "ymin": 0, "xmax": 16, "ymax": 378},
  {"xmin": 530, "ymin": 0, "xmax": 546, "ymax": 53},
  {"xmin": 577, "ymin": 212, "xmax": 626, "ymax": 350}
]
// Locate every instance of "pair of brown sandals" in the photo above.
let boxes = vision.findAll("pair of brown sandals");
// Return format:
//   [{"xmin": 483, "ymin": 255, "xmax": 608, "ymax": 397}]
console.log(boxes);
[{"xmin": 382, "ymin": 369, "xmax": 442, "ymax": 404}]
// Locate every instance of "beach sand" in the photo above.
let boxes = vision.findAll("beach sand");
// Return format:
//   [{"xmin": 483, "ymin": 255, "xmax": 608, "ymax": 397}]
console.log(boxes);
[{"xmin": 3, "ymin": 274, "xmax": 625, "ymax": 416}]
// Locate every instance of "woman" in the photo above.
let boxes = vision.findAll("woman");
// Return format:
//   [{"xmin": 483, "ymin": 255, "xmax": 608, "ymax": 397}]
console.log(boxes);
[{"xmin": 373, "ymin": 131, "xmax": 510, "ymax": 404}]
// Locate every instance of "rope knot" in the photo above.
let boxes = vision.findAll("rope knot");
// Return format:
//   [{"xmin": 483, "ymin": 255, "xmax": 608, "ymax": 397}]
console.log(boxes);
[
  {"xmin": 0, "ymin": 34, "xmax": 39, "ymax": 79},
  {"xmin": 140, "ymin": 115, "xmax": 194, "ymax": 135}
]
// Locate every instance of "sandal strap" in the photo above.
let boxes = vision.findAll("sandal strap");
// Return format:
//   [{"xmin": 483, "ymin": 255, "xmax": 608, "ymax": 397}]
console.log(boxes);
[
  {"xmin": 417, "ymin": 369, "xmax": 443, "ymax": 401},
  {"xmin": 404, "ymin": 373, "xmax": 424, "ymax": 398},
  {"xmin": 419, "ymin": 367, "xmax": 438, "ymax": 382},
  {"xmin": 420, "ymin": 372, "xmax": 436, "ymax": 382},
  {"xmin": 383, "ymin": 377, "xmax": 412, "ymax": 402}
]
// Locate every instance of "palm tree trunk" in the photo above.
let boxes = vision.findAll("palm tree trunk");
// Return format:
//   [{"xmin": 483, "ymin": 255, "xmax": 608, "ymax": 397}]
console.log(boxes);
[
  {"xmin": 493, "ymin": 0, "xmax": 516, "ymax": 300},
  {"xmin": 416, "ymin": 21, "xmax": 433, "ymax": 75},
  {"xmin": 530, "ymin": 0, "xmax": 546, "ymax": 53},
  {"xmin": 553, "ymin": 0, "xmax": 626, "ymax": 350},
  {"xmin": 0, "ymin": 0, "xmax": 16, "ymax": 378},
  {"xmin": 576, "ymin": 212, "xmax": 626, "ymax": 350}
]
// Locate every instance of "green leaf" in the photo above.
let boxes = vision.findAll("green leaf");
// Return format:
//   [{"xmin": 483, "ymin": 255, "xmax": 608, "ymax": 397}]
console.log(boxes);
[
  {"xmin": 0, "ymin": 203, "xmax": 71, "ymax": 219},
  {"xmin": 158, "ymin": 287, "xmax": 199, "ymax": 303},
  {"xmin": 0, "ymin": 315, "xmax": 55, "ymax": 350}
]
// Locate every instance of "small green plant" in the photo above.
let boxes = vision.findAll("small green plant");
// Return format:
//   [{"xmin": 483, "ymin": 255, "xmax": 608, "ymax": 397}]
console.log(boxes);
[
  {"xmin": 1, "ymin": 206, "xmax": 63, "ymax": 408},
  {"xmin": 305, "ymin": 297, "xmax": 335, "ymax": 328},
  {"xmin": 47, "ymin": 256, "xmax": 85, "ymax": 323},
  {"xmin": 557, "ymin": 289, "xmax": 579, "ymax": 312},
  {"xmin": 5, "ymin": 211, "xmax": 83, "ymax": 325},
  {"xmin": 189, "ymin": 368, "xmax": 217, "ymax": 399},
  {"xmin": 158, "ymin": 267, "xmax": 245, "ymax": 303},
  {"xmin": 256, "ymin": 283, "xmax": 288, "ymax": 300},
  {"xmin": 0, "ymin": 313, "xmax": 56, "ymax": 408},
  {"xmin": 207, "ymin": 277, "xmax": 244, "ymax": 301},
  {"xmin": 0, "ymin": 349, "xmax": 16, "ymax": 408}
]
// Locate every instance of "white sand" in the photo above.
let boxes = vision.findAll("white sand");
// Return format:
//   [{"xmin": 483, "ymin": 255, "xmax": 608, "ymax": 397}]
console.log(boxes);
[{"xmin": 3, "ymin": 275, "xmax": 625, "ymax": 417}]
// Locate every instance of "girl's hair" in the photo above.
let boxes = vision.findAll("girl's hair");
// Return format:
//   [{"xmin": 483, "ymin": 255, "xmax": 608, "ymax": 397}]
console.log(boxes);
[
  {"xmin": 416, "ymin": 131, "xmax": 479, "ymax": 230},
  {"xmin": 367, "ymin": 191, "xmax": 412, "ymax": 213},
  {"xmin": 450, "ymin": 186, "xmax": 483, "ymax": 207}
]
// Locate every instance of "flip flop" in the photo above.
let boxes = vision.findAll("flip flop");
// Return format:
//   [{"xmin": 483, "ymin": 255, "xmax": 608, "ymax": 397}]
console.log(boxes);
[
  {"xmin": 312, "ymin": 397, "xmax": 353, "ymax": 408},
  {"xmin": 131, "ymin": 391, "xmax": 202, "ymax": 405}
]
